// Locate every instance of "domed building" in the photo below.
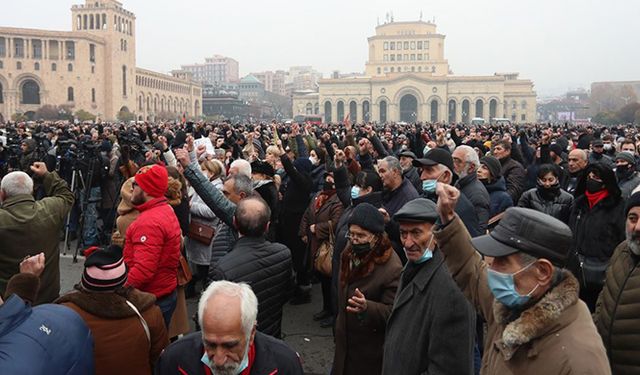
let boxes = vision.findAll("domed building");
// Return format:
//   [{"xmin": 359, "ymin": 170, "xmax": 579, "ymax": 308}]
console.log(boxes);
[{"xmin": 293, "ymin": 20, "xmax": 536, "ymax": 124}]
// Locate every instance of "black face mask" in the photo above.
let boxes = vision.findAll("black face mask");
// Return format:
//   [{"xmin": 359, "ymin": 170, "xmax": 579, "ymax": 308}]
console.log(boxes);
[
  {"xmin": 537, "ymin": 182, "xmax": 560, "ymax": 199},
  {"xmin": 616, "ymin": 165, "xmax": 633, "ymax": 181},
  {"xmin": 323, "ymin": 181, "xmax": 335, "ymax": 191},
  {"xmin": 586, "ymin": 178, "xmax": 605, "ymax": 194},
  {"xmin": 352, "ymin": 242, "xmax": 371, "ymax": 255}
]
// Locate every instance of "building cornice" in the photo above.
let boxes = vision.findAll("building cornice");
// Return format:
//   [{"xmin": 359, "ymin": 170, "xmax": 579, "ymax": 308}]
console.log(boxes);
[
  {"xmin": 136, "ymin": 67, "xmax": 202, "ymax": 87},
  {"xmin": 0, "ymin": 27, "xmax": 106, "ymax": 43}
]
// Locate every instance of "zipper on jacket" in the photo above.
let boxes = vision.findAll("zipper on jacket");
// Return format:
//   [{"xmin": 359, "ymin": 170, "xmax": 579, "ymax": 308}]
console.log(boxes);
[{"xmin": 607, "ymin": 257, "xmax": 639, "ymax": 359}]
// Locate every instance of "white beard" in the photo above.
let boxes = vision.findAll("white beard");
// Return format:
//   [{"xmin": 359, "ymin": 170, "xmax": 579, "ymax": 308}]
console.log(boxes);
[{"xmin": 627, "ymin": 231, "xmax": 640, "ymax": 256}]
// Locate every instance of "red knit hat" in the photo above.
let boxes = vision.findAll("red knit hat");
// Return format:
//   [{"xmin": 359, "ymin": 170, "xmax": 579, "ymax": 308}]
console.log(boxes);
[{"xmin": 134, "ymin": 164, "xmax": 168, "ymax": 198}]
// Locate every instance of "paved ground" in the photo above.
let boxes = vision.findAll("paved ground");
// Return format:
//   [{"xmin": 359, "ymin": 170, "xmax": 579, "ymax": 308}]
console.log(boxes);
[{"xmin": 59, "ymin": 250, "xmax": 334, "ymax": 375}]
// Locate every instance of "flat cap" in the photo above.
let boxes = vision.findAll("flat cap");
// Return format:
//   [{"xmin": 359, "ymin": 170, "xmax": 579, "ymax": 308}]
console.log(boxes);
[
  {"xmin": 591, "ymin": 139, "xmax": 604, "ymax": 146},
  {"xmin": 393, "ymin": 198, "xmax": 439, "ymax": 223},
  {"xmin": 471, "ymin": 207, "xmax": 573, "ymax": 267},
  {"xmin": 398, "ymin": 150, "xmax": 417, "ymax": 160}
]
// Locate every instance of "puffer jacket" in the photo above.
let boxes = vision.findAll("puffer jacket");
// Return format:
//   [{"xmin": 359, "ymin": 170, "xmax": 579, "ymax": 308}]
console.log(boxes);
[
  {"xmin": 517, "ymin": 187, "xmax": 573, "ymax": 223},
  {"xmin": 619, "ymin": 172, "xmax": 640, "ymax": 200},
  {"xmin": 0, "ymin": 295, "xmax": 95, "ymax": 375},
  {"xmin": 594, "ymin": 241, "xmax": 640, "ymax": 375},
  {"xmin": 209, "ymin": 236, "xmax": 292, "ymax": 338},
  {"xmin": 456, "ymin": 172, "xmax": 490, "ymax": 231},
  {"xmin": 483, "ymin": 177, "xmax": 513, "ymax": 217},
  {"xmin": 124, "ymin": 197, "xmax": 182, "ymax": 298}
]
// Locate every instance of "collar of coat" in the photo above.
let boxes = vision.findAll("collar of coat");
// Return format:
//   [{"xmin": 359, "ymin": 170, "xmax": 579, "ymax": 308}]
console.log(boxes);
[
  {"xmin": 1, "ymin": 193, "xmax": 35, "ymax": 209},
  {"xmin": 56, "ymin": 286, "xmax": 157, "ymax": 319},
  {"xmin": 493, "ymin": 270, "xmax": 579, "ymax": 356}
]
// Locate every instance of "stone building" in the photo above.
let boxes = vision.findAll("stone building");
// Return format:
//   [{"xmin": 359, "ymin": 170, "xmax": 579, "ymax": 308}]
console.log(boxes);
[
  {"xmin": 293, "ymin": 20, "xmax": 536, "ymax": 124},
  {"xmin": 181, "ymin": 55, "xmax": 240, "ymax": 86},
  {"xmin": 0, "ymin": 0, "xmax": 202, "ymax": 122}
]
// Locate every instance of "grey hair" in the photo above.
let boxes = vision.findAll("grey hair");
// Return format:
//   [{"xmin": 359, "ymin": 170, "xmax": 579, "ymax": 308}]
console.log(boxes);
[
  {"xmin": 382, "ymin": 156, "xmax": 402, "ymax": 174},
  {"xmin": 198, "ymin": 281, "xmax": 258, "ymax": 338},
  {"xmin": 518, "ymin": 252, "xmax": 562, "ymax": 283},
  {"xmin": 229, "ymin": 174, "xmax": 254, "ymax": 196},
  {"xmin": 571, "ymin": 149, "xmax": 588, "ymax": 161},
  {"xmin": 456, "ymin": 145, "xmax": 480, "ymax": 169},
  {"xmin": 0, "ymin": 171, "xmax": 33, "ymax": 198},
  {"xmin": 230, "ymin": 159, "xmax": 252, "ymax": 178}
]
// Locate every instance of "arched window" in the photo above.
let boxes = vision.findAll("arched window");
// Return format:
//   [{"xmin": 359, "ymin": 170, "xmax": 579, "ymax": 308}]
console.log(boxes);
[
  {"xmin": 68, "ymin": 63, "xmax": 73, "ymax": 72},
  {"xmin": 362, "ymin": 100, "xmax": 370, "ymax": 122},
  {"xmin": 91, "ymin": 88, "xmax": 96, "ymax": 103},
  {"xmin": 83, "ymin": 15, "xmax": 88, "ymax": 30},
  {"xmin": 306, "ymin": 103, "xmax": 313, "ymax": 115},
  {"xmin": 324, "ymin": 101, "xmax": 332, "ymax": 123},
  {"xmin": 67, "ymin": 87, "xmax": 74, "ymax": 102},
  {"xmin": 379, "ymin": 100, "xmax": 387, "ymax": 123},
  {"xmin": 490, "ymin": 99, "xmax": 498, "ymax": 119},
  {"xmin": 461, "ymin": 100, "xmax": 470, "ymax": 124},
  {"xmin": 349, "ymin": 101, "xmax": 357, "ymax": 123},
  {"xmin": 337, "ymin": 101, "xmax": 345, "ymax": 122},
  {"xmin": 21, "ymin": 80, "xmax": 40, "ymax": 104},
  {"xmin": 0, "ymin": 82, "xmax": 4, "ymax": 104},
  {"xmin": 448, "ymin": 100, "xmax": 457, "ymax": 123},
  {"xmin": 475, "ymin": 99, "xmax": 484, "ymax": 118},
  {"xmin": 122, "ymin": 65, "xmax": 127, "ymax": 96},
  {"xmin": 77, "ymin": 15, "xmax": 82, "ymax": 30},
  {"xmin": 139, "ymin": 96, "xmax": 143, "ymax": 111},
  {"xmin": 90, "ymin": 14, "xmax": 94, "ymax": 29},
  {"xmin": 431, "ymin": 100, "xmax": 439, "ymax": 123},
  {"xmin": 314, "ymin": 103, "xmax": 319, "ymax": 115}
]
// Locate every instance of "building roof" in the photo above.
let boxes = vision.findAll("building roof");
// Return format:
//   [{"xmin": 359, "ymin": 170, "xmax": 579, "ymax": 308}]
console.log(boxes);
[{"xmin": 240, "ymin": 75, "xmax": 262, "ymax": 84}]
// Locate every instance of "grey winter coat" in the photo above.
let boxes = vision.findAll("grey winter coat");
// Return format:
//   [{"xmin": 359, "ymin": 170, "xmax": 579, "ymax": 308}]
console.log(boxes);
[{"xmin": 456, "ymin": 172, "xmax": 490, "ymax": 231}]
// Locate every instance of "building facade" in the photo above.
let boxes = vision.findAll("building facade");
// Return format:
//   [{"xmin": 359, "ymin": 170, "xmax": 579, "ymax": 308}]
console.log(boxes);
[
  {"xmin": 293, "ymin": 21, "xmax": 536, "ymax": 124},
  {"xmin": 0, "ymin": 0, "xmax": 201, "ymax": 122},
  {"xmin": 252, "ymin": 70, "xmax": 286, "ymax": 96},
  {"xmin": 181, "ymin": 55, "xmax": 239, "ymax": 86}
]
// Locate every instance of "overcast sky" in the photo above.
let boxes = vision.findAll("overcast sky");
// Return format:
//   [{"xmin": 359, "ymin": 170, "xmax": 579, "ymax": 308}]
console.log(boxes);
[{"xmin": 1, "ymin": 0, "xmax": 638, "ymax": 97}]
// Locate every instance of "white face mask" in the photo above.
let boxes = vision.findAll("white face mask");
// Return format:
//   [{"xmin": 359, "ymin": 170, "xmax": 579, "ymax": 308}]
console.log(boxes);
[{"xmin": 309, "ymin": 156, "xmax": 319, "ymax": 166}]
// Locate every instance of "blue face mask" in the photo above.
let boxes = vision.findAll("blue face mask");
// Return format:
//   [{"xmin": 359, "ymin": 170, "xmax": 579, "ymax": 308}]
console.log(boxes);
[
  {"xmin": 351, "ymin": 186, "xmax": 361, "ymax": 199},
  {"xmin": 407, "ymin": 233, "xmax": 435, "ymax": 264},
  {"xmin": 200, "ymin": 345, "xmax": 250, "ymax": 375},
  {"xmin": 487, "ymin": 262, "xmax": 539, "ymax": 308},
  {"xmin": 422, "ymin": 179, "xmax": 438, "ymax": 193}
]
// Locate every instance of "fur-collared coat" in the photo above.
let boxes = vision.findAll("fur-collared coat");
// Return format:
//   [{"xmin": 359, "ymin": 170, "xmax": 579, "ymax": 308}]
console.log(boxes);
[
  {"xmin": 435, "ymin": 215, "xmax": 611, "ymax": 375},
  {"xmin": 333, "ymin": 238, "xmax": 402, "ymax": 375},
  {"xmin": 57, "ymin": 286, "xmax": 169, "ymax": 375}
]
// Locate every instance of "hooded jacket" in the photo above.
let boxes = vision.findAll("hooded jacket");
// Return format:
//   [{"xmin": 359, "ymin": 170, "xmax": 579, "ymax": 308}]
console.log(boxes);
[
  {"xmin": 483, "ymin": 177, "xmax": 513, "ymax": 218},
  {"xmin": 57, "ymin": 287, "xmax": 169, "ymax": 375}
]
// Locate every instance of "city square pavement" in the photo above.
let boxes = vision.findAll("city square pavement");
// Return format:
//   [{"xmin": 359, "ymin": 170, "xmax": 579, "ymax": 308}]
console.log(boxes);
[{"xmin": 58, "ymin": 247, "xmax": 334, "ymax": 375}]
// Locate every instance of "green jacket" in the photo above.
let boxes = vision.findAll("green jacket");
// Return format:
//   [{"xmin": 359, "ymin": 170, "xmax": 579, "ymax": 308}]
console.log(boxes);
[{"xmin": 0, "ymin": 172, "xmax": 74, "ymax": 304}]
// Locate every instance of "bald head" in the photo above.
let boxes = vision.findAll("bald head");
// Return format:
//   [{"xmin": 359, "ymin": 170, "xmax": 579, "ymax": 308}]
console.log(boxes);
[
  {"xmin": 568, "ymin": 149, "xmax": 588, "ymax": 174},
  {"xmin": 234, "ymin": 197, "xmax": 271, "ymax": 237}
]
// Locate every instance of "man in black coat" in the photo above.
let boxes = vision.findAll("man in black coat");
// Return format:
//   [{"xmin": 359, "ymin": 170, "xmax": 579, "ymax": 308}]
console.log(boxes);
[
  {"xmin": 382, "ymin": 198, "xmax": 475, "ymax": 374},
  {"xmin": 413, "ymin": 148, "xmax": 483, "ymax": 238},
  {"xmin": 398, "ymin": 150, "xmax": 423, "ymax": 194},
  {"xmin": 492, "ymin": 139, "xmax": 527, "ymax": 204},
  {"xmin": 452, "ymin": 145, "xmax": 490, "ymax": 232},
  {"xmin": 209, "ymin": 197, "xmax": 293, "ymax": 338},
  {"xmin": 155, "ymin": 281, "xmax": 303, "ymax": 375}
]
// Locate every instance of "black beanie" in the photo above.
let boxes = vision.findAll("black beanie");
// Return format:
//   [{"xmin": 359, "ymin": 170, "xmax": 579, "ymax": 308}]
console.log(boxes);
[
  {"xmin": 626, "ymin": 191, "xmax": 640, "ymax": 217},
  {"xmin": 81, "ymin": 245, "xmax": 127, "ymax": 292},
  {"xmin": 480, "ymin": 156, "xmax": 502, "ymax": 179},
  {"xmin": 348, "ymin": 203, "xmax": 385, "ymax": 234}
]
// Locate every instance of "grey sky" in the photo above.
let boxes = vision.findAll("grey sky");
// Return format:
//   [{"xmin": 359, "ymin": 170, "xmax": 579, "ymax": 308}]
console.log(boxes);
[{"xmin": 2, "ymin": 0, "xmax": 638, "ymax": 96}]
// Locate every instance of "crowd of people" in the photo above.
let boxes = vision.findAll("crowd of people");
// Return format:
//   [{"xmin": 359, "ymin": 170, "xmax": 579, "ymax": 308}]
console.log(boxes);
[{"xmin": 1, "ymin": 117, "xmax": 640, "ymax": 374}]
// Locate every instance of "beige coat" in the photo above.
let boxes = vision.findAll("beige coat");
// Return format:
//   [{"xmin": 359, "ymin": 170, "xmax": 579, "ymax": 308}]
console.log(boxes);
[{"xmin": 434, "ymin": 215, "xmax": 611, "ymax": 375}]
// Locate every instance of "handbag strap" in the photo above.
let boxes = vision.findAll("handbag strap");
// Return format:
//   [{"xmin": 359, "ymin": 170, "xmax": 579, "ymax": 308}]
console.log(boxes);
[
  {"xmin": 125, "ymin": 299, "xmax": 151, "ymax": 346},
  {"xmin": 327, "ymin": 220, "xmax": 335, "ymax": 243}
]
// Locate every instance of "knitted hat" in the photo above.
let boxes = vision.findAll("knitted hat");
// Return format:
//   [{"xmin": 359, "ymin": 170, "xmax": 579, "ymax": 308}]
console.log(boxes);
[
  {"xmin": 134, "ymin": 164, "xmax": 168, "ymax": 198},
  {"xmin": 626, "ymin": 191, "xmax": 640, "ymax": 217},
  {"xmin": 348, "ymin": 203, "xmax": 385, "ymax": 234},
  {"xmin": 251, "ymin": 160, "xmax": 275, "ymax": 177},
  {"xmin": 480, "ymin": 156, "xmax": 502, "ymax": 179},
  {"xmin": 81, "ymin": 245, "xmax": 127, "ymax": 292},
  {"xmin": 100, "ymin": 140, "xmax": 113, "ymax": 153},
  {"xmin": 616, "ymin": 152, "xmax": 635, "ymax": 165}
]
